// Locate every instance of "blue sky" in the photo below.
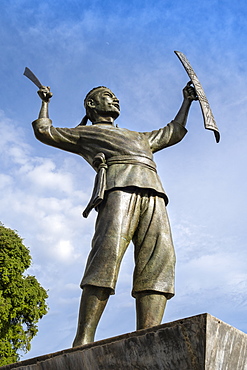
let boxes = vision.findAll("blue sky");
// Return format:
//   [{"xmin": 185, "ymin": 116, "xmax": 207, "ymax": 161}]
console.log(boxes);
[{"xmin": 1, "ymin": 0, "xmax": 247, "ymax": 361}]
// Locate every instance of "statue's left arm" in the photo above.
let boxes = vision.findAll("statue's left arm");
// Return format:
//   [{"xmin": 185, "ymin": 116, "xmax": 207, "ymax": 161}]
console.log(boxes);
[
  {"xmin": 145, "ymin": 83, "xmax": 197, "ymax": 153},
  {"xmin": 173, "ymin": 82, "xmax": 197, "ymax": 127}
]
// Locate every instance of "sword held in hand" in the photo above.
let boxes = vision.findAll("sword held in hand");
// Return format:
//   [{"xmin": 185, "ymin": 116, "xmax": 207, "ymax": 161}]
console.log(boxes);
[
  {"xmin": 23, "ymin": 67, "xmax": 43, "ymax": 88},
  {"xmin": 174, "ymin": 51, "xmax": 220, "ymax": 143},
  {"xmin": 23, "ymin": 67, "xmax": 53, "ymax": 102}
]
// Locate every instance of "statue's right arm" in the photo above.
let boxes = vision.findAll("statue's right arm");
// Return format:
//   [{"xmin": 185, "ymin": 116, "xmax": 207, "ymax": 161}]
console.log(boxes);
[{"xmin": 32, "ymin": 87, "xmax": 80, "ymax": 154}]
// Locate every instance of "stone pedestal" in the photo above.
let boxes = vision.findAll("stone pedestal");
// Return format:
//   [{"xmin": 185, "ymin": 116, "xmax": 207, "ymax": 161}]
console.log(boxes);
[{"xmin": 1, "ymin": 313, "xmax": 247, "ymax": 370}]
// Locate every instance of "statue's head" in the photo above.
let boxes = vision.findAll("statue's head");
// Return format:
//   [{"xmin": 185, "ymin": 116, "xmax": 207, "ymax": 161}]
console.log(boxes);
[{"xmin": 82, "ymin": 86, "xmax": 120, "ymax": 124}]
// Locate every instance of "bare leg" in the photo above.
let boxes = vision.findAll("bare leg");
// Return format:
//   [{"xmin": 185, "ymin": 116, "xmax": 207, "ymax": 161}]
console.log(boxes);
[
  {"xmin": 72, "ymin": 285, "xmax": 111, "ymax": 347},
  {"xmin": 135, "ymin": 291, "xmax": 167, "ymax": 330}
]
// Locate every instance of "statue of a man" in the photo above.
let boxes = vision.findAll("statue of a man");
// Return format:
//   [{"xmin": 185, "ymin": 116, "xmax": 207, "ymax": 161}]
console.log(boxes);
[{"xmin": 32, "ymin": 82, "xmax": 197, "ymax": 347}]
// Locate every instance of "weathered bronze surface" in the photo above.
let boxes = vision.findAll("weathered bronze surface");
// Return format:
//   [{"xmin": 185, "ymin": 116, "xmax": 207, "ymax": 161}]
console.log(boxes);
[
  {"xmin": 174, "ymin": 51, "xmax": 220, "ymax": 143},
  {"xmin": 31, "ymin": 78, "xmax": 197, "ymax": 347}
]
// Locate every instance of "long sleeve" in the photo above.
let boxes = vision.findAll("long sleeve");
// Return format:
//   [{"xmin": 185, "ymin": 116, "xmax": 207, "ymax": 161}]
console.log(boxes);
[
  {"xmin": 143, "ymin": 120, "xmax": 187, "ymax": 153},
  {"xmin": 32, "ymin": 118, "xmax": 81, "ymax": 155}
]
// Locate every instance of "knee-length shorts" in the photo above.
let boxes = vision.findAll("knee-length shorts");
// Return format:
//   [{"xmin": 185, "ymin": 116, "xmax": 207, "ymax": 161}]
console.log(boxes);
[{"xmin": 81, "ymin": 188, "xmax": 176, "ymax": 299}]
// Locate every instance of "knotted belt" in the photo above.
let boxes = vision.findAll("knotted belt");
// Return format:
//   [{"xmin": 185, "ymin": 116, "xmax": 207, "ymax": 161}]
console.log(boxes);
[{"xmin": 82, "ymin": 153, "xmax": 157, "ymax": 218}]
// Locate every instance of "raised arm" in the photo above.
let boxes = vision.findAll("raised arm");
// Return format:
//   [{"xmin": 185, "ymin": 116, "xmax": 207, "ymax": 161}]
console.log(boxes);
[
  {"xmin": 37, "ymin": 86, "xmax": 53, "ymax": 118},
  {"xmin": 143, "ymin": 82, "xmax": 198, "ymax": 152},
  {"xmin": 173, "ymin": 81, "xmax": 198, "ymax": 127},
  {"xmin": 32, "ymin": 87, "xmax": 81, "ymax": 154}
]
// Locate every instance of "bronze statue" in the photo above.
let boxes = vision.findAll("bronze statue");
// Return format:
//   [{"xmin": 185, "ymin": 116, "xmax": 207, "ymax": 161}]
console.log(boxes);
[{"xmin": 31, "ymin": 79, "xmax": 197, "ymax": 347}]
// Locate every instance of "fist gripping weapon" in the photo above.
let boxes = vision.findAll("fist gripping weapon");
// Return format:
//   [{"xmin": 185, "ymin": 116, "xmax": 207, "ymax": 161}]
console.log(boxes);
[{"xmin": 23, "ymin": 67, "xmax": 52, "ymax": 102}]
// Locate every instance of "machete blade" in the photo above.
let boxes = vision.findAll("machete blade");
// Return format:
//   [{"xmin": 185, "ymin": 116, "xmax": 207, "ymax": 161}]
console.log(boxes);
[
  {"xmin": 175, "ymin": 51, "xmax": 220, "ymax": 143},
  {"xmin": 23, "ymin": 67, "xmax": 43, "ymax": 89}
]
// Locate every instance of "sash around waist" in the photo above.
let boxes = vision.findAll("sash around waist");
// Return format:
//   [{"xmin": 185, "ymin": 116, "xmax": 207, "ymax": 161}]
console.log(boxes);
[
  {"xmin": 106, "ymin": 155, "xmax": 157, "ymax": 172},
  {"xmin": 83, "ymin": 153, "xmax": 159, "ymax": 218}
]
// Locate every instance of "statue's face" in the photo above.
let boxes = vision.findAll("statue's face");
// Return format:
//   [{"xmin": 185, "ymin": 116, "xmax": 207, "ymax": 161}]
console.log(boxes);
[{"xmin": 88, "ymin": 88, "xmax": 120, "ymax": 119}]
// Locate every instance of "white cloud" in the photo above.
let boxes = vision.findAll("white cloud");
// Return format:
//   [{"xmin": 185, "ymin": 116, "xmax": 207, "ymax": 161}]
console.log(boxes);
[
  {"xmin": 0, "ymin": 112, "xmax": 92, "ymax": 265},
  {"xmin": 24, "ymin": 158, "xmax": 74, "ymax": 193},
  {"xmin": 0, "ymin": 174, "xmax": 13, "ymax": 189},
  {"xmin": 178, "ymin": 252, "xmax": 247, "ymax": 293},
  {"xmin": 54, "ymin": 239, "xmax": 77, "ymax": 262}
]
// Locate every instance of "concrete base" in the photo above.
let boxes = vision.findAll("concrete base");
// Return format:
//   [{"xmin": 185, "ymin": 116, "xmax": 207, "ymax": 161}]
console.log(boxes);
[{"xmin": 1, "ymin": 314, "xmax": 247, "ymax": 370}]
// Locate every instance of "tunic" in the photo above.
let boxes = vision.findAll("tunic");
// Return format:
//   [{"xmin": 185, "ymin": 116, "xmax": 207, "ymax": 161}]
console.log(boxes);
[{"xmin": 32, "ymin": 118, "xmax": 187, "ymax": 297}]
